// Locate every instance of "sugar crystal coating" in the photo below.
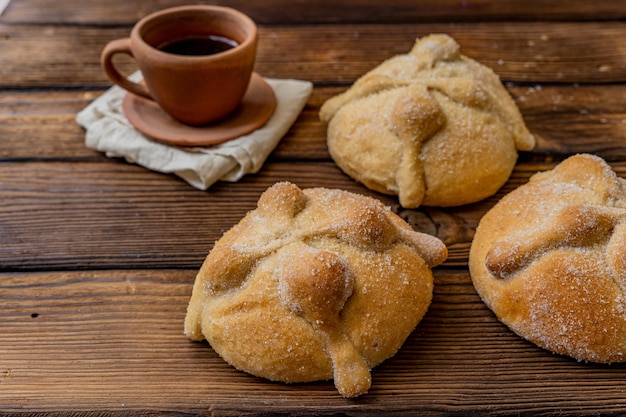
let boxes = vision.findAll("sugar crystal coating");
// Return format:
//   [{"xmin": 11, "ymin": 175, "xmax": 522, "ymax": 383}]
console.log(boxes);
[
  {"xmin": 185, "ymin": 182, "xmax": 447, "ymax": 397},
  {"xmin": 470, "ymin": 154, "xmax": 626, "ymax": 363},
  {"xmin": 320, "ymin": 34, "xmax": 535, "ymax": 208}
]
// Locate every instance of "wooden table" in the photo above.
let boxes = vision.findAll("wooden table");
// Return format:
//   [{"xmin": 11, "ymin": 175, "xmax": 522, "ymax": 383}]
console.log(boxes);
[{"xmin": 2, "ymin": 0, "xmax": 626, "ymax": 415}]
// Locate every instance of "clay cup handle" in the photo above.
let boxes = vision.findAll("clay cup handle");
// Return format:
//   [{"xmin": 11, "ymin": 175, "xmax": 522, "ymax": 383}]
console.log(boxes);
[{"xmin": 101, "ymin": 38, "xmax": 153, "ymax": 100}]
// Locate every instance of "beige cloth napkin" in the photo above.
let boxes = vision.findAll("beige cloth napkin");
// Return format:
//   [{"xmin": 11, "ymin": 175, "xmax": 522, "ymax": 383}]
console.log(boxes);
[
  {"xmin": 0, "ymin": 0, "xmax": 10, "ymax": 15},
  {"xmin": 77, "ymin": 72, "xmax": 312, "ymax": 190}
]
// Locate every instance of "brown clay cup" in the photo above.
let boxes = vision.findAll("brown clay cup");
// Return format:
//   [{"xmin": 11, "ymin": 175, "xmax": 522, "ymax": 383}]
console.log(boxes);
[{"xmin": 101, "ymin": 5, "xmax": 258, "ymax": 126}]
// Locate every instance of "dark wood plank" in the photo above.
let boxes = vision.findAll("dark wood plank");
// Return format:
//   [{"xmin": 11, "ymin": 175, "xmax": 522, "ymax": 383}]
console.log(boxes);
[
  {"xmin": 0, "ymin": 160, "xmax": 439, "ymax": 271},
  {"xmin": 1, "ymin": 85, "xmax": 626, "ymax": 162},
  {"xmin": 513, "ymin": 84, "xmax": 626, "ymax": 161},
  {"xmin": 0, "ymin": 90, "xmax": 102, "ymax": 160},
  {"xmin": 1, "ymin": 159, "xmax": 624, "ymax": 271},
  {"xmin": 1, "ymin": 22, "xmax": 626, "ymax": 88},
  {"xmin": 3, "ymin": 269, "xmax": 626, "ymax": 415},
  {"xmin": 3, "ymin": 0, "xmax": 626, "ymax": 24}
]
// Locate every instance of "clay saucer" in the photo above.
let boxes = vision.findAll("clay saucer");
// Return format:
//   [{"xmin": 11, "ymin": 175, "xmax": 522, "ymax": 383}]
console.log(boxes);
[{"xmin": 122, "ymin": 73, "xmax": 277, "ymax": 146}]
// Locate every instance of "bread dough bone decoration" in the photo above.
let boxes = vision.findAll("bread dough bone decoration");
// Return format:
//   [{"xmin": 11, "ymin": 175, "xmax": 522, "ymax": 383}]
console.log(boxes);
[
  {"xmin": 185, "ymin": 182, "xmax": 447, "ymax": 397},
  {"xmin": 320, "ymin": 34, "xmax": 535, "ymax": 208},
  {"xmin": 470, "ymin": 154, "xmax": 626, "ymax": 363}
]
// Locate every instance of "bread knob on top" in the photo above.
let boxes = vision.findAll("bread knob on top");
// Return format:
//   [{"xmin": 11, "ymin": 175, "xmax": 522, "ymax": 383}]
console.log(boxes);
[
  {"xmin": 470, "ymin": 154, "xmax": 626, "ymax": 363},
  {"xmin": 185, "ymin": 182, "xmax": 447, "ymax": 397},
  {"xmin": 320, "ymin": 34, "xmax": 535, "ymax": 209}
]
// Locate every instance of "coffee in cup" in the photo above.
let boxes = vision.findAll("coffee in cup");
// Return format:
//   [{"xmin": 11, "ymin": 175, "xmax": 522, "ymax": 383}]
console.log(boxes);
[{"xmin": 101, "ymin": 5, "xmax": 258, "ymax": 126}]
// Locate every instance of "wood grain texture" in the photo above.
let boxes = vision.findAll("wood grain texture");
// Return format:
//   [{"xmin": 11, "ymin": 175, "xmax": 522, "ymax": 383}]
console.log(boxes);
[
  {"xmin": 3, "ymin": 0, "xmax": 626, "ymax": 24},
  {"xmin": 1, "ymin": 22, "xmax": 626, "ymax": 88},
  {"xmin": 1, "ymin": 85, "xmax": 625, "ymax": 162},
  {"xmin": 3, "ymin": 270, "xmax": 626, "ymax": 416},
  {"xmin": 1, "ymin": 160, "xmax": 625, "ymax": 271}
]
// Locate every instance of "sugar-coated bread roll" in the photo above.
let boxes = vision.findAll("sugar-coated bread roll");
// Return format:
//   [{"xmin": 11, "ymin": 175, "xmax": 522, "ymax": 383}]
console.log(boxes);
[
  {"xmin": 469, "ymin": 154, "xmax": 626, "ymax": 362},
  {"xmin": 185, "ymin": 182, "xmax": 447, "ymax": 397},
  {"xmin": 320, "ymin": 34, "xmax": 535, "ymax": 208}
]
